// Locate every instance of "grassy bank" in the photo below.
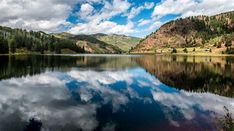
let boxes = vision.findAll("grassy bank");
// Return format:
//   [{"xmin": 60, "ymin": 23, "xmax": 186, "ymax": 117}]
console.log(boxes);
[
  {"xmin": 131, "ymin": 47, "xmax": 234, "ymax": 57},
  {"xmin": 0, "ymin": 48, "xmax": 80, "ymax": 56}
]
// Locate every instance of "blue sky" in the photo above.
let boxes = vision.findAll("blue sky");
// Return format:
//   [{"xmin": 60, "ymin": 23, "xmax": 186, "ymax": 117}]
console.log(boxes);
[{"xmin": 0, "ymin": 0, "xmax": 234, "ymax": 38}]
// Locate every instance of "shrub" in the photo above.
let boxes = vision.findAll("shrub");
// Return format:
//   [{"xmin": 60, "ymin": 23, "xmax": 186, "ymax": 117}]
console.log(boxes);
[
  {"xmin": 218, "ymin": 106, "xmax": 234, "ymax": 131},
  {"xmin": 226, "ymin": 48, "xmax": 234, "ymax": 54},
  {"xmin": 171, "ymin": 48, "xmax": 177, "ymax": 53},
  {"xmin": 183, "ymin": 48, "xmax": 188, "ymax": 53},
  {"xmin": 217, "ymin": 42, "xmax": 222, "ymax": 48}
]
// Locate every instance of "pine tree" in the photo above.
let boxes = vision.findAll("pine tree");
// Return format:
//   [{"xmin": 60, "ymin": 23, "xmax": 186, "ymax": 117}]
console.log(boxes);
[
  {"xmin": 0, "ymin": 36, "xmax": 9, "ymax": 54},
  {"xmin": 9, "ymin": 38, "xmax": 16, "ymax": 53}
]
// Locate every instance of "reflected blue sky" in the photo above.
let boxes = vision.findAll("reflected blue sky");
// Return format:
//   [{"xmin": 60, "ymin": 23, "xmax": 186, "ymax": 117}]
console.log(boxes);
[{"xmin": 0, "ymin": 66, "xmax": 233, "ymax": 131}]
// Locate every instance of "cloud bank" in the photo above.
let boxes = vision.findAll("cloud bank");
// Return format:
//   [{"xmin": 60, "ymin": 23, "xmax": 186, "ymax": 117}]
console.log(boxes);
[{"xmin": 0, "ymin": 0, "xmax": 234, "ymax": 37}]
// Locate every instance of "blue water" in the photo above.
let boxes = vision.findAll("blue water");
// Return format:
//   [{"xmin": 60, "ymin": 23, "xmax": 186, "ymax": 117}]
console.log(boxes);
[{"xmin": 0, "ymin": 55, "xmax": 233, "ymax": 131}]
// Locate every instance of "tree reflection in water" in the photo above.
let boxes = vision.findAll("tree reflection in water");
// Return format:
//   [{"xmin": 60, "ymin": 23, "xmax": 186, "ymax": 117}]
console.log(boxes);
[
  {"xmin": 135, "ymin": 55, "xmax": 234, "ymax": 97},
  {"xmin": 24, "ymin": 118, "xmax": 42, "ymax": 131}
]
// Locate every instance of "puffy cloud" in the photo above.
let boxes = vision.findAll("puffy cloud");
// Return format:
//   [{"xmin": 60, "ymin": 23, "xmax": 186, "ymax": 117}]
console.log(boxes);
[
  {"xmin": 127, "ymin": 2, "xmax": 154, "ymax": 20},
  {"xmin": 140, "ymin": 0, "xmax": 234, "ymax": 36},
  {"xmin": 0, "ymin": 0, "xmax": 106, "ymax": 32},
  {"xmin": 100, "ymin": 0, "xmax": 131, "ymax": 20},
  {"xmin": 137, "ymin": 18, "xmax": 162, "ymax": 33},
  {"xmin": 0, "ymin": 0, "xmax": 143, "ymax": 35},
  {"xmin": 69, "ymin": 20, "xmax": 135, "ymax": 35},
  {"xmin": 1, "ymin": 0, "xmax": 234, "ymax": 37},
  {"xmin": 0, "ymin": 0, "xmax": 83, "ymax": 32},
  {"xmin": 69, "ymin": 0, "xmax": 135, "ymax": 35},
  {"xmin": 77, "ymin": 0, "xmax": 131, "ymax": 22},
  {"xmin": 78, "ymin": 3, "xmax": 95, "ymax": 19},
  {"xmin": 69, "ymin": 1, "xmax": 155, "ymax": 35},
  {"xmin": 152, "ymin": 0, "xmax": 234, "ymax": 18},
  {"xmin": 138, "ymin": 19, "xmax": 152, "ymax": 26},
  {"xmin": 145, "ymin": 21, "xmax": 163, "ymax": 31}
]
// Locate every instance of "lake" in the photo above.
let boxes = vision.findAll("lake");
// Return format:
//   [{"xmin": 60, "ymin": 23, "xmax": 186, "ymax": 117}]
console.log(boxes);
[{"xmin": 0, "ymin": 54, "xmax": 233, "ymax": 131}]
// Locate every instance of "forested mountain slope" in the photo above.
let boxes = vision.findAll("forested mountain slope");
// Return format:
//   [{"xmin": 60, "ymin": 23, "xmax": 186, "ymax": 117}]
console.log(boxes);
[
  {"xmin": 132, "ymin": 11, "xmax": 234, "ymax": 54},
  {"xmin": 0, "ymin": 25, "xmax": 140, "ymax": 54},
  {"xmin": 0, "ymin": 26, "xmax": 85, "ymax": 54}
]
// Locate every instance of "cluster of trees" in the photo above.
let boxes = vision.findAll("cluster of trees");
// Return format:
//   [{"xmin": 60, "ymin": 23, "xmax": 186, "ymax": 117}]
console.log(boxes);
[
  {"xmin": 187, "ymin": 12, "xmax": 234, "ymax": 54},
  {"xmin": 188, "ymin": 12, "xmax": 234, "ymax": 36},
  {"xmin": 222, "ymin": 34, "xmax": 234, "ymax": 54},
  {"xmin": 0, "ymin": 26, "xmax": 85, "ymax": 54},
  {"xmin": 0, "ymin": 35, "xmax": 9, "ymax": 54}
]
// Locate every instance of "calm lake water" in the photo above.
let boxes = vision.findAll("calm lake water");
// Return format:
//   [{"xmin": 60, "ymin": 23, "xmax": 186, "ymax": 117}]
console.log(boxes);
[{"xmin": 0, "ymin": 54, "xmax": 233, "ymax": 131}]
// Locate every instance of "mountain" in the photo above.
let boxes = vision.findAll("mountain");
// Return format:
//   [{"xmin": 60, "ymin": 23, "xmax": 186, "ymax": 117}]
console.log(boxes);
[
  {"xmin": 54, "ymin": 33, "xmax": 141, "ymax": 53},
  {"xmin": 0, "ymin": 26, "xmax": 85, "ymax": 54},
  {"xmin": 72, "ymin": 34, "xmax": 123, "ymax": 54},
  {"xmin": 132, "ymin": 11, "xmax": 234, "ymax": 54},
  {"xmin": 54, "ymin": 33, "xmax": 121, "ymax": 54},
  {"xmin": 0, "ymin": 26, "xmax": 140, "ymax": 54},
  {"xmin": 92, "ymin": 33, "xmax": 141, "ymax": 52}
]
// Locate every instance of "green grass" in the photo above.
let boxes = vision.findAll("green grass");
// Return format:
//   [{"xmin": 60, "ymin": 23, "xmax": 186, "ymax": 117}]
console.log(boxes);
[
  {"xmin": 131, "ymin": 46, "xmax": 234, "ymax": 56},
  {"xmin": 94, "ymin": 34, "xmax": 141, "ymax": 52}
]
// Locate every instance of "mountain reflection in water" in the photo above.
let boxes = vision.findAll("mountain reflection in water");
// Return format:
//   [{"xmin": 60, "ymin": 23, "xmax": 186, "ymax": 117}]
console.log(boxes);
[{"xmin": 0, "ymin": 55, "xmax": 233, "ymax": 131}]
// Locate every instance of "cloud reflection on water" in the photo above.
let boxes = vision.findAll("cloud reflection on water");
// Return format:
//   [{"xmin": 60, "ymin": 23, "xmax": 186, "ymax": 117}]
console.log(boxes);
[{"xmin": 0, "ymin": 68, "xmax": 233, "ymax": 130}]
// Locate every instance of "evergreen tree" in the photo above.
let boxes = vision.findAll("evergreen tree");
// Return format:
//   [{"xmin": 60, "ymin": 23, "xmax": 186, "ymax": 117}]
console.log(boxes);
[
  {"xmin": 183, "ymin": 48, "xmax": 188, "ymax": 53},
  {"xmin": 0, "ymin": 36, "xmax": 9, "ymax": 54},
  {"xmin": 9, "ymin": 38, "xmax": 16, "ymax": 53}
]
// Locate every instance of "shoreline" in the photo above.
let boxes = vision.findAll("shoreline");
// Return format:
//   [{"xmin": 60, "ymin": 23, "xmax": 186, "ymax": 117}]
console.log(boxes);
[
  {"xmin": 130, "ymin": 52, "xmax": 234, "ymax": 57},
  {"xmin": 0, "ymin": 53, "xmax": 140, "ymax": 56},
  {"xmin": 0, "ymin": 52, "xmax": 233, "ymax": 57}
]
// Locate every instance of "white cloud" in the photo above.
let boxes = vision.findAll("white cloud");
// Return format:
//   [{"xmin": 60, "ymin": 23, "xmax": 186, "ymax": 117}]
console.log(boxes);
[
  {"xmin": 152, "ymin": 0, "xmax": 234, "ymax": 18},
  {"xmin": 127, "ymin": 2, "xmax": 154, "ymax": 20},
  {"xmin": 77, "ymin": 0, "xmax": 131, "ymax": 22},
  {"xmin": 1, "ymin": 0, "xmax": 234, "ymax": 36},
  {"xmin": 136, "ymin": 18, "xmax": 163, "ymax": 34},
  {"xmin": 69, "ymin": 0, "xmax": 136, "ymax": 35},
  {"xmin": 138, "ymin": 19, "xmax": 152, "ymax": 26},
  {"xmin": 69, "ymin": 20, "xmax": 135, "ymax": 35},
  {"xmin": 0, "ymin": 0, "xmax": 104, "ymax": 32},
  {"xmin": 0, "ymin": 0, "xmax": 141, "ymax": 35},
  {"xmin": 0, "ymin": 0, "xmax": 82, "ymax": 32},
  {"xmin": 145, "ymin": 2, "xmax": 155, "ymax": 9},
  {"xmin": 146, "ymin": 21, "xmax": 163, "ymax": 31},
  {"xmin": 139, "ymin": 0, "xmax": 234, "ymax": 37},
  {"xmin": 78, "ymin": 3, "xmax": 95, "ymax": 18}
]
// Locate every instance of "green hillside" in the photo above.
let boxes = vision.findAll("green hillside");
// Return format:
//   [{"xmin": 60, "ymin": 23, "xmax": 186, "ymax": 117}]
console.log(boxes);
[
  {"xmin": 53, "ymin": 33, "xmax": 122, "ymax": 54},
  {"xmin": 72, "ymin": 35, "xmax": 122, "ymax": 54},
  {"xmin": 0, "ymin": 26, "xmax": 85, "ymax": 54},
  {"xmin": 54, "ymin": 33, "xmax": 141, "ymax": 53},
  {"xmin": 92, "ymin": 33, "xmax": 141, "ymax": 52}
]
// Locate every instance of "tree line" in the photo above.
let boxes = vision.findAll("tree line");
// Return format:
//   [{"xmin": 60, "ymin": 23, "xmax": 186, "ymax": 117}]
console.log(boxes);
[{"xmin": 0, "ymin": 26, "xmax": 85, "ymax": 54}]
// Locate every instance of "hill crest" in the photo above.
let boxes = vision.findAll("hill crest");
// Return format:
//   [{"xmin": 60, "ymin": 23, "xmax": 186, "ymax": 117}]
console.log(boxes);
[{"xmin": 131, "ymin": 11, "xmax": 234, "ymax": 54}]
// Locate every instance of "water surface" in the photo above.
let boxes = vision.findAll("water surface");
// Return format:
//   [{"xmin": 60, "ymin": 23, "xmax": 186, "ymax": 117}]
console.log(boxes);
[{"xmin": 0, "ymin": 55, "xmax": 233, "ymax": 131}]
